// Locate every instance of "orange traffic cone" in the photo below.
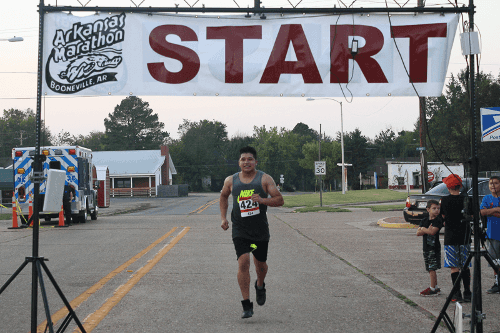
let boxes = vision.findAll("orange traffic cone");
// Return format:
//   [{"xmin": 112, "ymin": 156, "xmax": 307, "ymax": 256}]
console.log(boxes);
[
  {"xmin": 55, "ymin": 205, "xmax": 68, "ymax": 228},
  {"xmin": 9, "ymin": 196, "xmax": 19, "ymax": 229}
]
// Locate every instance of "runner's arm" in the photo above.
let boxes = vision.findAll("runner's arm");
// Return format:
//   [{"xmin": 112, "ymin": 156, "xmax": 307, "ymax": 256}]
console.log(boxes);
[
  {"xmin": 252, "ymin": 174, "xmax": 284, "ymax": 207},
  {"xmin": 220, "ymin": 176, "xmax": 232, "ymax": 230}
]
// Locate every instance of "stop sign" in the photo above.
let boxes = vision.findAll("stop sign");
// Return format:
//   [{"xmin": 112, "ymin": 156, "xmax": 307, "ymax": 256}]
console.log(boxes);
[{"xmin": 428, "ymin": 171, "xmax": 435, "ymax": 182}]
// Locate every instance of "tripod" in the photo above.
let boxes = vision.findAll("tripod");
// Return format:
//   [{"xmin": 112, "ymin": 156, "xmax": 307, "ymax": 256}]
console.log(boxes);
[
  {"xmin": 431, "ymin": 228, "xmax": 500, "ymax": 333},
  {"xmin": 0, "ymin": 212, "xmax": 88, "ymax": 333},
  {"xmin": 0, "ymin": 1, "xmax": 86, "ymax": 331},
  {"xmin": 0, "ymin": 256, "xmax": 87, "ymax": 333}
]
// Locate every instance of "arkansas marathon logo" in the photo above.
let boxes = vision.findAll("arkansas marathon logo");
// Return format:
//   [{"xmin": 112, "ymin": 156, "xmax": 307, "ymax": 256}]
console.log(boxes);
[{"xmin": 45, "ymin": 13, "xmax": 126, "ymax": 94}]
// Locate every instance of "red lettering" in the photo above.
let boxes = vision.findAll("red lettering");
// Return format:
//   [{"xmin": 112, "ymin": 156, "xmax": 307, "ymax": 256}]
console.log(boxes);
[
  {"xmin": 260, "ymin": 24, "xmax": 322, "ymax": 84},
  {"xmin": 147, "ymin": 25, "xmax": 200, "ymax": 84},
  {"xmin": 391, "ymin": 23, "xmax": 447, "ymax": 83},
  {"xmin": 207, "ymin": 26, "xmax": 262, "ymax": 83},
  {"xmin": 331, "ymin": 25, "xmax": 387, "ymax": 83}
]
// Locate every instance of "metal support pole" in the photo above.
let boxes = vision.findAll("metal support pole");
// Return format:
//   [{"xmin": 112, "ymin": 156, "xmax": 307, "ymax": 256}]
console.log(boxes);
[
  {"xmin": 468, "ymin": 1, "xmax": 483, "ymax": 331},
  {"xmin": 319, "ymin": 124, "xmax": 322, "ymax": 207},
  {"xmin": 32, "ymin": 1, "xmax": 45, "ymax": 331},
  {"xmin": 418, "ymin": 0, "xmax": 428, "ymax": 194},
  {"xmin": 419, "ymin": 99, "xmax": 428, "ymax": 193},
  {"xmin": 340, "ymin": 102, "xmax": 345, "ymax": 195}
]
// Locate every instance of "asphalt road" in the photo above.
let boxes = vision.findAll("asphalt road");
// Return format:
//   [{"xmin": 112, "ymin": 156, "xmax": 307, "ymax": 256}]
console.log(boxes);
[{"xmin": 0, "ymin": 193, "xmax": 499, "ymax": 332}]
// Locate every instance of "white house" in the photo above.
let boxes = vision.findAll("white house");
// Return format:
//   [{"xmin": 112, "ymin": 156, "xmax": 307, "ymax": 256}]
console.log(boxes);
[
  {"xmin": 387, "ymin": 161, "xmax": 464, "ymax": 189},
  {"xmin": 92, "ymin": 145, "xmax": 176, "ymax": 197}
]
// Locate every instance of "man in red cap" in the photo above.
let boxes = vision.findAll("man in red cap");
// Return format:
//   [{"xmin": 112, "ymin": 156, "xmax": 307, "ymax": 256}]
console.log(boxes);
[{"xmin": 440, "ymin": 174, "xmax": 472, "ymax": 303}]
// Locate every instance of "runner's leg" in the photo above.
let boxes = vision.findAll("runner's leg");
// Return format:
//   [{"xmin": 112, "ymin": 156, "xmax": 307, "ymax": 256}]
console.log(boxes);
[
  {"xmin": 254, "ymin": 256, "xmax": 268, "ymax": 287},
  {"xmin": 237, "ymin": 253, "xmax": 251, "ymax": 300}
]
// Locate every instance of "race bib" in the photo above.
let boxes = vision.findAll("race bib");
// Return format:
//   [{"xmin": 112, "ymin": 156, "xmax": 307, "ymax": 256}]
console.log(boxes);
[{"xmin": 239, "ymin": 196, "xmax": 260, "ymax": 218}]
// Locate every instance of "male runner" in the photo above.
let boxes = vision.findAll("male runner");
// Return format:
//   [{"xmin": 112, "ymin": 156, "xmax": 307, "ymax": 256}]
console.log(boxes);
[{"xmin": 220, "ymin": 146, "xmax": 284, "ymax": 319}]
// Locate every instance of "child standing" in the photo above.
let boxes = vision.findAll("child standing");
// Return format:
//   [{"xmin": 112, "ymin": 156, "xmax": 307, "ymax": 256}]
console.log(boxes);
[
  {"xmin": 480, "ymin": 176, "xmax": 500, "ymax": 294},
  {"xmin": 441, "ymin": 174, "xmax": 472, "ymax": 303},
  {"xmin": 417, "ymin": 200, "xmax": 444, "ymax": 296}
]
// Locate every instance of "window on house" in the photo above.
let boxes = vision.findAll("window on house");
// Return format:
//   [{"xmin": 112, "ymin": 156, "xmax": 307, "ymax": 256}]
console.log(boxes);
[{"xmin": 114, "ymin": 178, "xmax": 131, "ymax": 188}]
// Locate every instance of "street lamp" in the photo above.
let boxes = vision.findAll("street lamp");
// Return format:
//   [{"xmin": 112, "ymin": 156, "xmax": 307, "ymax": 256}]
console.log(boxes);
[
  {"xmin": 306, "ymin": 97, "xmax": 346, "ymax": 194},
  {"xmin": 0, "ymin": 36, "xmax": 24, "ymax": 42}
]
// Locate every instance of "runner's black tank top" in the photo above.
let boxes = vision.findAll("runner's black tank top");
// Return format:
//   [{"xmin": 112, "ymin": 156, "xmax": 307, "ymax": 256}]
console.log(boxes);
[{"xmin": 231, "ymin": 170, "xmax": 270, "ymax": 241}]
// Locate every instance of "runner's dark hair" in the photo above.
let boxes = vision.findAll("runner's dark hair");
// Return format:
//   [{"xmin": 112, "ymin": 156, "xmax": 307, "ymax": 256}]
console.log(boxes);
[{"xmin": 240, "ymin": 146, "xmax": 257, "ymax": 159}]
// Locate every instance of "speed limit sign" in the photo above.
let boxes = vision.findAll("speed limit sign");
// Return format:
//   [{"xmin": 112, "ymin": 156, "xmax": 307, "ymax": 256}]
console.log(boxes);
[{"xmin": 315, "ymin": 161, "xmax": 326, "ymax": 175}]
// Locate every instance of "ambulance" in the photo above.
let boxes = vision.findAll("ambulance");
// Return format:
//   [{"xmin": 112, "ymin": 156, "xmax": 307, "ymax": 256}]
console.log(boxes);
[{"xmin": 12, "ymin": 146, "xmax": 98, "ymax": 224}]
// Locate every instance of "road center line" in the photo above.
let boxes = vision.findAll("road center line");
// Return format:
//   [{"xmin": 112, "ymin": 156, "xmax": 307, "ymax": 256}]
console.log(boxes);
[
  {"xmin": 189, "ymin": 198, "xmax": 220, "ymax": 214},
  {"xmin": 37, "ymin": 227, "xmax": 178, "ymax": 332},
  {"xmin": 74, "ymin": 227, "xmax": 190, "ymax": 333}
]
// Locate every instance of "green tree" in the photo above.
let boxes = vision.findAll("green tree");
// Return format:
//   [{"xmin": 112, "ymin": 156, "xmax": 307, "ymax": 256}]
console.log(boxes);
[
  {"xmin": 252, "ymin": 126, "xmax": 301, "ymax": 191},
  {"xmin": 170, "ymin": 119, "xmax": 229, "ymax": 191},
  {"xmin": 373, "ymin": 127, "xmax": 397, "ymax": 159},
  {"xmin": 394, "ymin": 130, "xmax": 419, "ymax": 159},
  {"xmin": 372, "ymin": 127, "xmax": 419, "ymax": 160},
  {"xmin": 103, "ymin": 96, "xmax": 168, "ymax": 150},
  {"xmin": 73, "ymin": 131, "xmax": 107, "ymax": 151},
  {"xmin": 426, "ymin": 69, "xmax": 500, "ymax": 171},
  {"xmin": 340, "ymin": 128, "xmax": 373, "ymax": 190},
  {"xmin": 0, "ymin": 108, "xmax": 52, "ymax": 167},
  {"xmin": 53, "ymin": 130, "xmax": 106, "ymax": 151},
  {"xmin": 222, "ymin": 134, "xmax": 255, "ymax": 175},
  {"xmin": 292, "ymin": 122, "xmax": 321, "ymax": 191},
  {"xmin": 299, "ymin": 140, "xmax": 342, "ymax": 191},
  {"xmin": 292, "ymin": 122, "xmax": 319, "ymax": 140}
]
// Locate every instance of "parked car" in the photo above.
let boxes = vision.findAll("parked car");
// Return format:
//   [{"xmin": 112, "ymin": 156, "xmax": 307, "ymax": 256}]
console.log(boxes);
[{"xmin": 403, "ymin": 178, "xmax": 490, "ymax": 224}]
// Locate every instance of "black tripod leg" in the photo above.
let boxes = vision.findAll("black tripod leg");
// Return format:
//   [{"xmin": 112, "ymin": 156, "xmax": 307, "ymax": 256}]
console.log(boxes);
[
  {"xmin": 39, "ymin": 260, "xmax": 87, "ymax": 333},
  {"xmin": 481, "ymin": 250, "xmax": 500, "ymax": 275},
  {"xmin": 36, "ymin": 260, "xmax": 55, "ymax": 333},
  {"xmin": 0, "ymin": 258, "xmax": 30, "ymax": 295},
  {"xmin": 431, "ymin": 253, "xmax": 474, "ymax": 333},
  {"xmin": 442, "ymin": 312, "xmax": 455, "ymax": 332},
  {"xmin": 56, "ymin": 313, "xmax": 74, "ymax": 333}
]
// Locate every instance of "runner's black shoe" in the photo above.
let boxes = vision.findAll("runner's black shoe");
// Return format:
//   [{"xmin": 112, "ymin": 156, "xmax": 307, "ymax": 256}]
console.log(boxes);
[
  {"xmin": 241, "ymin": 300, "xmax": 253, "ymax": 319},
  {"xmin": 255, "ymin": 280, "xmax": 266, "ymax": 306}
]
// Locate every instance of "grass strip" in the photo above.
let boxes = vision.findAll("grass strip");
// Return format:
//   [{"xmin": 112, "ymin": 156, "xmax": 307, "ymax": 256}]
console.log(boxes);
[
  {"xmin": 283, "ymin": 189, "xmax": 407, "ymax": 208},
  {"xmin": 293, "ymin": 207, "xmax": 351, "ymax": 213},
  {"xmin": 340, "ymin": 204, "xmax": 405, "ymax": 212}
]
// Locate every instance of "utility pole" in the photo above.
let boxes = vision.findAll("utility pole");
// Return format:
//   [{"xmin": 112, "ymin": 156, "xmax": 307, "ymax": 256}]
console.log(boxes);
[
  {"xmin": 418, "ymin": 0, "xmax": 428, "ymax": 194},
  {"xmin": 16, "ymin": 130, "xmax": 26, "ymax": 146}
]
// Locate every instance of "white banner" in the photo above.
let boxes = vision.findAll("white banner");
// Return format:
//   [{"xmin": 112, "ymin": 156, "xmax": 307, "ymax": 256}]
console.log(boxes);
[{"xmin": 42, "ymin": 12, "xmax": 458, "ymax": 97}]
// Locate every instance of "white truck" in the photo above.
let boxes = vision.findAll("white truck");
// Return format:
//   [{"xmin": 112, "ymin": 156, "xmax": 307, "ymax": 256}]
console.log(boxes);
[{"xmin": 12, "ymin": 146, "xmax": 98, "ymax": 224}]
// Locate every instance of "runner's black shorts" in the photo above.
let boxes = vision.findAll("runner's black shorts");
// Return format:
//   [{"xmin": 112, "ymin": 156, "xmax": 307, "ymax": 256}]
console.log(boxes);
[{"xmin": 233, "ymin": 237, "xmax": 269, "ymax": 262}]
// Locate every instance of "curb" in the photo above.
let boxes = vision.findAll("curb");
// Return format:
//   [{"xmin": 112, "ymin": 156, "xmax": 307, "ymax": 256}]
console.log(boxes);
[{"xmin": 377, "ymin": 217, "xmax": 417, "ymax": 229}]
